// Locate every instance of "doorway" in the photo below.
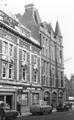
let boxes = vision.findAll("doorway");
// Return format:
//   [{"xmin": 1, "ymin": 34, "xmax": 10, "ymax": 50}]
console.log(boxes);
[
  {"xmin": 0, "ymin": 95, "xmax": 4, "ymax": 101},
  {"xmin": 6, "ymin": 95, "xmax": 12, "ymax": 109}
]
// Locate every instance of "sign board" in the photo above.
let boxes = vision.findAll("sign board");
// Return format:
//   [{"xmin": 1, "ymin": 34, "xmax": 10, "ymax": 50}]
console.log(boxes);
[{"xmin": 68, "ymin": 97, "xmax": 74, "ymax": 100}]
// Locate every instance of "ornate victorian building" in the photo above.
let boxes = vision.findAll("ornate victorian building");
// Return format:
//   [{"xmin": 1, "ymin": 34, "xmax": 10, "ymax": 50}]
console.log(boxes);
[
  {"xmin": 0, "ymin": 4, "xmax": 42, "ymax": 113},
  {"xmin": 40, "ymin": 21, "xmax": 64, "ymax": 107},
  {"xmin": 0, "ymin": 3, "xmax": 65, "ymax": 113},
  {"xmin": 19, "ymin": 3, "xmax": 65, "ymax": 108}
]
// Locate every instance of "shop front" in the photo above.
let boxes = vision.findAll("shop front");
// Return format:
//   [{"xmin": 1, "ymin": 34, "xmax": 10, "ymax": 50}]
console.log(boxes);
[
  {"xmin": 58, "ymin": 92, "xmax": 63, "ymax": 104},
  {"xmin": 44, "ymin": 92, "xmax": 50, "ymax": 105},
  {"xmin": 17, "ymin": 86, "xmax": 42, "ymax": 113},
  {"xmin": 0, "ymin": 85, "xmax": 17, "ymax": 110}
]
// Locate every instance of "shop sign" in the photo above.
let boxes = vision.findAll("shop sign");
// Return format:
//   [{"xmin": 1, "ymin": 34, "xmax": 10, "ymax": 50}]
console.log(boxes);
[{"xmin": 68, "ymin": 97, "xmax": 74, "ymax": 100}]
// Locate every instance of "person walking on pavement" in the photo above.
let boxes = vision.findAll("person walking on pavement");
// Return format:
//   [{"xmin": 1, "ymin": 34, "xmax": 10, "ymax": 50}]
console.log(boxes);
[
  {"xmin": 17, "ymin": 101, "xmax": 22, "ymax": 115},
  {"xmin": 0, "ymin": 103, "xmax": 5, "ymax": 120}
]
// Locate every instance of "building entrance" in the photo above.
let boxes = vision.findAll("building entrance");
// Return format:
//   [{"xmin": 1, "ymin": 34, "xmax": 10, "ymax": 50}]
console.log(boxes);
[
  {"xmin": 6, "ymin": 95, "xmax": 12, "ymax": 109},
  {"xmin": 0, "ymin": 95, "xmax": 4, "ymax": 101}
]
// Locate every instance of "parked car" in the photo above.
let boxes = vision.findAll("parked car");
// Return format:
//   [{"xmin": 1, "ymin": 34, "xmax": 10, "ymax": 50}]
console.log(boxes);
[
  {"xmin": 30, "ymin": 100, "xmax": 52, "ymax": 115},
  {"xmin": 56, "ymin": 103, "xmax": 69, "ymax": 112},
  {"xmin": 64, "ymin": 102, "xmax": 72, "ymax": 109},
  {"xmin": 0, "ymin": 101, "xmax": 18, "ymax": 120}
]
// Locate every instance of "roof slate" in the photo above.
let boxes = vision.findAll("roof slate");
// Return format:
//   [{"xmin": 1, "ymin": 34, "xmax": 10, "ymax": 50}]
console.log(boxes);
[{"xmin": 19, "ymin": 3, "xmax": 42, "ymax": 43}]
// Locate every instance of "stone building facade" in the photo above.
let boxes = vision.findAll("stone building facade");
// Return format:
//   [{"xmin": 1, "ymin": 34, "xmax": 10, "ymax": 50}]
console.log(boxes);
[
  {"xmin": 0, "ymin": 4, "xmax": 42, "ymax": 112},
  {"xmin": 40, "ymin": 21, "xmax": 64, "ymax": 107},
  {"xmin": 0, "ymin": 3, "xmax": 65, "ymax": 113},
  {"xmin": 19, "ymin": 3, "xmax": 65, "ymax": 108}
]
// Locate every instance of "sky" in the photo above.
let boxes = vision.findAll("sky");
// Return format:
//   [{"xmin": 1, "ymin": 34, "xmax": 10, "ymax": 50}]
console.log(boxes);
[{"xmin": 0, "ymin": 0, "xmax": 74, "ymax": 79}]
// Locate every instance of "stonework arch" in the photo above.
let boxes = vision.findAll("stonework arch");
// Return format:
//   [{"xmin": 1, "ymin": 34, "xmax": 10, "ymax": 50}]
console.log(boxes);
[
  {"xmin": 58, "ymin": 91, "xmax": 63, "ymax": 103},
  {"xmin": 51, "ymin": 91, "xmax": 57, "ymax": 108},
  {"xmin": 52, "ymin": 90, "xmax": 57, "ymax": 94},
  {"xmin": 43, "ymin": 89, "xmax": 51, "ymax": 95},
  {"xmin": 43, "ymin": 90, "xmax": 51, "ymax": 105}
]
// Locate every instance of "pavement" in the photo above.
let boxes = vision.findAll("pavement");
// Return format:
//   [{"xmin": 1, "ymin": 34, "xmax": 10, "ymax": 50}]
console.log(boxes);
[{"xmin": 18, "ymin": 108, "xmax": 57, "ymax": 118}]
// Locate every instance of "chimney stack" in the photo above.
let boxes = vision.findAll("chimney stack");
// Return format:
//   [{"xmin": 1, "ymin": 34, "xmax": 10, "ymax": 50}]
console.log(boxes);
[{"xmin": 25, "ymin": 3, "xmax": 34, "ymax": 12}]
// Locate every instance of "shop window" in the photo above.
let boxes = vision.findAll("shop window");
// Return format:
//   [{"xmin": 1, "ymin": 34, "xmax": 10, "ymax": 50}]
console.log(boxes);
[
  {"xmin": 32, "ymin": 93, "xmax": 39, "ymax": 101},
  {"xmin": 21, "ymin": 93, "xmax": 28, "ymax": 106}
]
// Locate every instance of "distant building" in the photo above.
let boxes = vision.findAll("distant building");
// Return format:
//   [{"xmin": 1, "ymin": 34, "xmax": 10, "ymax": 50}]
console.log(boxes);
[
  {"xmin": 18, "ymin": 3, "xmax": 65, "ymax": 107},
  {"xmin": 65, "ymin": 75, "xmax": 74, "ymax": 102}
]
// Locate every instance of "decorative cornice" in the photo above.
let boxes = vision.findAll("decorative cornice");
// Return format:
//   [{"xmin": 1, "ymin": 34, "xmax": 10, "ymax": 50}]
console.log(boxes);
[{"xmin": 0, "ymin": 21, "xmax": 41, "ymax": 49}]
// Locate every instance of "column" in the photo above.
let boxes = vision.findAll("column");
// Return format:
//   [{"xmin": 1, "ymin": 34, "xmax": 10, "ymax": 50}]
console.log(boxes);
[
  {"xmin": 17, "ymin": 38, "xmax": 19, "ymax": 81},
  {"xmin": 30, "ymin": 45, "xmax": 32, "ymax": 83},
  {"xmin": 4, "ymin": 95, "xmax": 6, "ymax": 103},
  {"xmin": 50, "ymin": 92, "xmax": 52, "ymax": 104},
  {"xmin": 14, "ymin": 92, "xmax": 17, "ymax": 110},
  {"xmin": 40, "ymin": 51, "xmax": 41, "ymax": 85}
]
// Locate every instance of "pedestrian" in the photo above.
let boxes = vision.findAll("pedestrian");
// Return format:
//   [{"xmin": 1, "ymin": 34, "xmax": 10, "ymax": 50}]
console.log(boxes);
[
  {"xmin": 0, "ymin": 103, "xmax": 5, "ymax": 120},
  {"xmin": 17, "ymin": 101, "xmax": 22, "ymax": 115}
]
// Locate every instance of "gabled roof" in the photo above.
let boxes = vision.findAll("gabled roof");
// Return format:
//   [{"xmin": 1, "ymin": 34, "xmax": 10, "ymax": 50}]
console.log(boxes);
[
  {"xmin": 55, "ymin": 21, "xmax": 62, "ymax": 38},
  {"xmin": 34, "ymin": 8, "xmax": 42, "ymax": 25},
  {"xmin": 47, "ymin": 23, "xmax": 54, "ymax": 33}
]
